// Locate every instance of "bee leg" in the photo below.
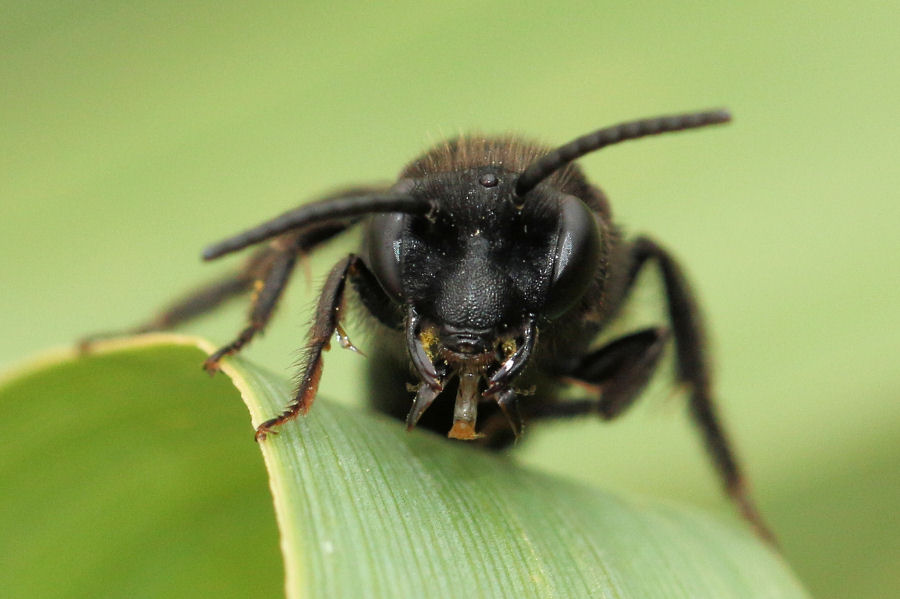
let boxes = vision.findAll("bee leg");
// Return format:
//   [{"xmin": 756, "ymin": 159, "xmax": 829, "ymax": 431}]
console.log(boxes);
[
  {"xmin": 202, "ymin": 245, "xmax": 300, "ymax": 373},
  {"xmin": 624, "ymin": 236, "xmax": 776, "ymax": 543},
  {"xmin": 477, "ymin": 328, "xmax": 667, "ymax": 447},
  {"xmin": 486, "ymin": 326, "xmax": 775, "ymax": 541},
  {"xmin": 565, "ymin": 327, "xmax": 671, "ymax": 419},
  {"xmin": 255, "ymin": 254, "xmax": 374, "ymax": 441},
  {"xmin": 190, "ymin": 218, "xmax": 372, "ymax": 371}
]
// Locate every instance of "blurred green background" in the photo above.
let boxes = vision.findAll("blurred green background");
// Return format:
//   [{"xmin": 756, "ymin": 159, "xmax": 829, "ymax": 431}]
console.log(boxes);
[{"xmin": 2, "ymin": 2, "xmax": 897, "ymax": 597}]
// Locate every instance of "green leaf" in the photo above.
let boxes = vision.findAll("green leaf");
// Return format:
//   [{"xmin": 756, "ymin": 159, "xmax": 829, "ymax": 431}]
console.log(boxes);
[{"xmin": 1, "ymin": 335, "xmax": 809, "ymax": 598}]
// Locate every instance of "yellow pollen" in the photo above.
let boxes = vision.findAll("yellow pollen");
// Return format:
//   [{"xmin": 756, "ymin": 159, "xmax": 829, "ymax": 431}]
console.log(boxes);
[{"xmin": 419, "ymin": 326, "xmax": 440, "ymax": 361}]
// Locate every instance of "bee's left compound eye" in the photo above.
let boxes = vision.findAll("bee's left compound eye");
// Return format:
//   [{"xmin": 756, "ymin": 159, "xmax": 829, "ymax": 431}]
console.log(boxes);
[
  {"xmin": 545, "ymin": 195, "xmax": 600, "ymax": 318},
  {"xmin": 366, "ymin": 212, "xmax": 407, "ymax": 301}
]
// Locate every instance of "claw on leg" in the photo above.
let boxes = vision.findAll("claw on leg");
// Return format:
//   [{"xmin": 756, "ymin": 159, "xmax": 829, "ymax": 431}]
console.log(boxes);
[
  {"xmin": 492, "ymin": 388, "xmax": 523, "ymax": 440},
  {"xmin": 203, "ymin": 352, "xmax": 227, "ymax": 375},
  {"xmin": 255, "ymin": 419, "xmax": 280, "ymax": 442},
  {"xmin": 335, "ymin": 323, "xmax": 365, "ymax": 356}
]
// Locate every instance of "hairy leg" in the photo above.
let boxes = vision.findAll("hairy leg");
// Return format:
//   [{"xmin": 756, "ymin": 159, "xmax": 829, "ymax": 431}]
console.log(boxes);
[
  {"xmin": 202, "ymin": 246, "xmax": 298, "ymax": 373},
  {"xmin": 254, "ymin": 255, "xmax": 390, "ymax": 441}
]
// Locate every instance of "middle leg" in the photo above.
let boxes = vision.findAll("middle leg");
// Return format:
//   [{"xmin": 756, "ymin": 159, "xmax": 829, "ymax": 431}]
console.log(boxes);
[{"xmin": 202, "ymin": 245, "xmax": 299, "ymax": 373}]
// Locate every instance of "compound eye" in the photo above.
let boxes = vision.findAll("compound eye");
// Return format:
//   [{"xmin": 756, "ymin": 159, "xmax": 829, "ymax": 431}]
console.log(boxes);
[
  {"xmin": 545, "ymin": 195, "xmax": 600, "ymax": 318},
  {"xmin": 366, "ymin": 212, "xmax": 407, "ymax": 301}
]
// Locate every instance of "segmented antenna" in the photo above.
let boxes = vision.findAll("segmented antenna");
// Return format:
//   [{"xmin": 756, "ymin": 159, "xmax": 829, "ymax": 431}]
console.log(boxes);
[
  {"xmin": 202, "ymin": 193, "xmax": 431, "ymax": 260},
  {"xmin": 514, "ymin": 109, "xmax": 732, "ymax": 201}
]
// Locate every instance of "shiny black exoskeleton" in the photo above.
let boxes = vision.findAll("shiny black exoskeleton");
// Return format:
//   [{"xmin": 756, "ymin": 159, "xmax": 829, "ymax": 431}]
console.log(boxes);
[{"xmin": 92, "ymin": 109, "xmax": 773, "ymax": 539}]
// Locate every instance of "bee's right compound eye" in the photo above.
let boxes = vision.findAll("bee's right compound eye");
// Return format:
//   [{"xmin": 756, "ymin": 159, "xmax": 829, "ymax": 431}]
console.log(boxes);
[
  {"xmin": 366, "ymin": 212, "xmax": 407, "ymax": 301},
  {"xmin": 544, "ymin": 195, "xmax": 601, "ymax": 319}
]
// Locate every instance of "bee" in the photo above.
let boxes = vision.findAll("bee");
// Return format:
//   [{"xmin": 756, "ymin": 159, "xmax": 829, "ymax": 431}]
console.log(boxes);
[{"xmin": 89, "ymin": 109, "xmax": 772, "ymax": 539}]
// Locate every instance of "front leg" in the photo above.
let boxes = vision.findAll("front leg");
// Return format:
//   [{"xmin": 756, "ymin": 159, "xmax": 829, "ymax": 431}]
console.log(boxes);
[
  {"xmin": 567, "ymin": 327, "xmax": 670, "ymax": 419},
  {"xmin": 478, "ymin": 327, "xmax": 668, "ymax": 447},
  {"xmin": 255, "ymin": 254, "xmax": 369, "ymax": 441}
]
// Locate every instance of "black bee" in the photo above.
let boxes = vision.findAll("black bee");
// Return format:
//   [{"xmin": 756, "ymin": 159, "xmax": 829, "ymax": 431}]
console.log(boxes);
[{"xmin": 90, "ymin": 109, "xmax": 772, "ymax": 539}]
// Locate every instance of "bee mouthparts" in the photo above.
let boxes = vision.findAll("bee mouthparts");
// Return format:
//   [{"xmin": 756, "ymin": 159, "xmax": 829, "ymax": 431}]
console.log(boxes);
[{"xmin": 448, "ymin": 369, "xmax": 483, "ymax": 440}]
